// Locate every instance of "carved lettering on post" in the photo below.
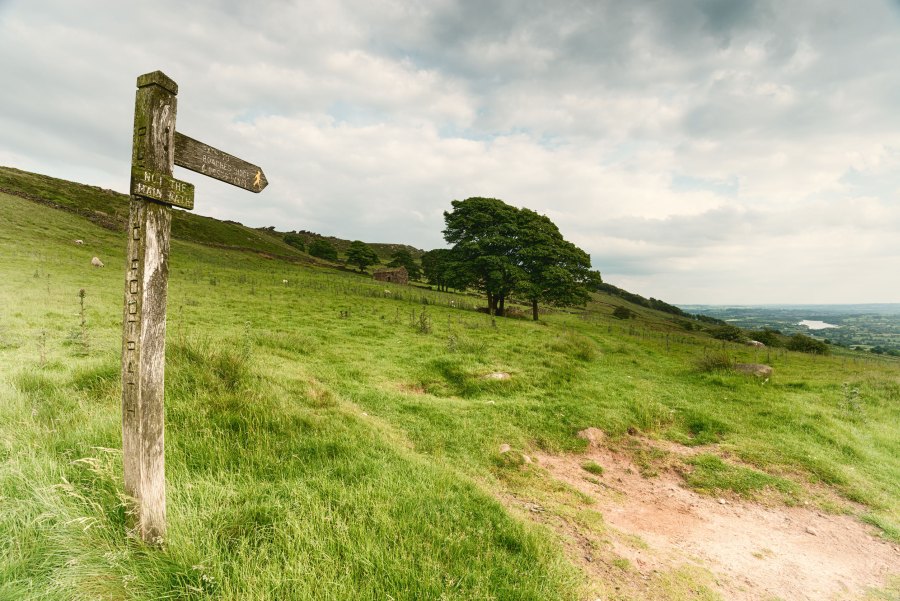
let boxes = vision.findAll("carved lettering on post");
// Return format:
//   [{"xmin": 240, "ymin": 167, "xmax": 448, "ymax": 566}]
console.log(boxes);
[{"xmin": 130, "ymin": 166, "xmax": 195, "ymax": 209}]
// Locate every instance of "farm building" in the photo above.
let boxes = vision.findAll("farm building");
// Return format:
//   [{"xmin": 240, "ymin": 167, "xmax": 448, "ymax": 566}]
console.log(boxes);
[{"xmin": 373, "ymin": 266, "xmax": 408, "ymax": 285}]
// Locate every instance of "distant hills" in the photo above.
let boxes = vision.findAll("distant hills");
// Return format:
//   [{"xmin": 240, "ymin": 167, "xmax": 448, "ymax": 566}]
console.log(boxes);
[{"xmin": 681, "ymin": 303, "xmax": 900, "ymax": 315}]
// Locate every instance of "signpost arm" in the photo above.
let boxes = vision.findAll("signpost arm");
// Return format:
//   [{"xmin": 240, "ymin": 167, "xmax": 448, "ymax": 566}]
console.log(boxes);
[
  {"xmin": 173, "ymin": 132, "xmax": 268, "ymax": 192},
  {"xmin": 122, "ymin": 70, "xmax": 177, "ymax": 543}
]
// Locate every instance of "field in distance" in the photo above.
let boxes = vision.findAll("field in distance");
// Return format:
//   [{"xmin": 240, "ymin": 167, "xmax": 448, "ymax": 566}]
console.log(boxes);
[{"xmin": 681, "ymin": 304, "xmax": 900, "ymax": 355}]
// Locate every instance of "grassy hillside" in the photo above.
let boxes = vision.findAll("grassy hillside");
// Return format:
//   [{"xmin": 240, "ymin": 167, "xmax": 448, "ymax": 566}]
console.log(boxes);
[
  {"xmin": 0, "ymin": 166, "xmax": 422, "ymax": 266},
  {"xmin": 1, "ymin": 178, "xmax": 898, "ymax": 600}
]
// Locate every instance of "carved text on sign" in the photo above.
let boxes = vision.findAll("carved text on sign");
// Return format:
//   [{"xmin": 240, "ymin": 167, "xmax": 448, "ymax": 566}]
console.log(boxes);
[
  {"xmin": 173, "ymin": 132, "xmax": 268, "ymax": 193},
  {"xmin": 130, "ymin": 167, "xmax": 195, "ymax": 210}
]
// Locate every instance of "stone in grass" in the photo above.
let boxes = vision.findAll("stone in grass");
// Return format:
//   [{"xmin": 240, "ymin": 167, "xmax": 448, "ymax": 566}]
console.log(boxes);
[
  {"xmin": 496, "ymin": 443, "xmax": 531, "ymax": 467},
  {"xmin": 483, "ymin": 371, "xmax": 511, "ymax": 380},
  {"xmin": 577, "ymin": 427, "xmax": 606, "ymax": 447},
  {"xmin": 733, "ymin": 363, "xmax": 774, "ymax": 378}
]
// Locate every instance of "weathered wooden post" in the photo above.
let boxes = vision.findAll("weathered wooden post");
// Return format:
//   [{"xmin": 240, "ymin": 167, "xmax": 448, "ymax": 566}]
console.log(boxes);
[
  {"xmin": 122, "ymin": 70, "xmax": 266, "ymax": 543},
  {"xmin": 122, "ymin": 71, "xmax": 184, "ymax": 543}
]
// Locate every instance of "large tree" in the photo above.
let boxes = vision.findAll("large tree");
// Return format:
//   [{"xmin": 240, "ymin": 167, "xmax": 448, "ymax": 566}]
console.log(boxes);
[
  {"xmin": 442, "ymin": 197, "xmax": 524, "ymax": 316},
  {"xmin": 346, "ymin": 240, "xmax": 380, "ymax": 272},
  {"xmin": 515, "ymin": 208, "xmax": 595, "ymax": 320},
  {"xmin": 443, "ymin": 197, "xmax": 597, "ymax": 319}
]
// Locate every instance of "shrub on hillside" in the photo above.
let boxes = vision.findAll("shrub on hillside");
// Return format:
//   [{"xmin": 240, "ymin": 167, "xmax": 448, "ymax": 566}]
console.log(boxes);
[
  {"xmin": 581, "ymin": 461, "xmax": 604, "ymax": 475},
  {"xmin": 308, "ymin": 238, "xmax": 338, "ymax": 261},
  {"xmin": 749, "ymin": 328, "xmax": 785, "ymax": 347},
  {"xmin": 612, "ymin": 306, "xmax": 633, "ymax": 320},
  {"xmin": 787, "ymin": 333, "xmax": 829, "ymax": 355},
  {"xmin": 695, "ymin": 351, "xmax": 734, "ymax": 372},
  {"xmin": 709, "ymin": 325, "xmax": 746, "ymax": 343},
  {"xmin": 282, "ymin": 233, "xmax": 306, "ymax": 252}
]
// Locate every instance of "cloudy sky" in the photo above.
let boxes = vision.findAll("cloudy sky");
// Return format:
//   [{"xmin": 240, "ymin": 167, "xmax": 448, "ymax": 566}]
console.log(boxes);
[{"xmin": 2, "ymin": 0, "xmax": 899, "ymax": 304}]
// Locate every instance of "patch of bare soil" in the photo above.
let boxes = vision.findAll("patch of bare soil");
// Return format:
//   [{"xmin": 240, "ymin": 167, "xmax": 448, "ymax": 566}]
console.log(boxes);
[
  {"xmin": 395, "ymin": 382, "xmax": 427, "ymax": 395},
  {"xmin": 532, "ymin": 432, "xmax": 899, "ymax": 601}
]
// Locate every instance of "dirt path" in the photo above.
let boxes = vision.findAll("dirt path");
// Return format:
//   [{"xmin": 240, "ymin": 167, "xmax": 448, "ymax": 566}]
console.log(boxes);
[{"xmin": 532, "ymin": 431, "xmax": 899, "ymax": 601}]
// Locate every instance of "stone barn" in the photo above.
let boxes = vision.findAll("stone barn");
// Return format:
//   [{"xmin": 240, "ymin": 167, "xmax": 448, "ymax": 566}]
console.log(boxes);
[{"xmin": 373, "ymin": 266, "xmax": 408, "ymax": 285}]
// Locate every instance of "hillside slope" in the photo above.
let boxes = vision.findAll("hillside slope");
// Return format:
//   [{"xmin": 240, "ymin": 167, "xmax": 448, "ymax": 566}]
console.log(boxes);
[
  {"xmin": 0, "ymin": 165, "xmax": 423, "ymax": 265},
  {"xmin": 1, "ymin": 175, "xmax": 898, "ymax": 600}
]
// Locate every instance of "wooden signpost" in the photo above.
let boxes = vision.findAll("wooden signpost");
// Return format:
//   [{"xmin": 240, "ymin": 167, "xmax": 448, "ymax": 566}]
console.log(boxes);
[{"xmin": 122, "ymin": 70, "xmax": 267, "ymax": 543}]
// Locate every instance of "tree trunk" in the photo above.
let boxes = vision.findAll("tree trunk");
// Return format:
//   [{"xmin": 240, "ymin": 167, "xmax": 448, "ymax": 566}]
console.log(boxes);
[
  {"xmin": 487, "ymin": 291, "xmax": 495, "ymax": 313},
  {"xmin": 532, "ymin": 299, "xmax": 539, "ymax": 321},
  {"xmin": 497, "ymin": 295, "xmax": 505, "ymax": 317}
]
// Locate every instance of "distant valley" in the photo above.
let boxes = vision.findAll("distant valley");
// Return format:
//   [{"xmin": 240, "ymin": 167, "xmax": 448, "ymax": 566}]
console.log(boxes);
[{"xmin": 680, "ymin": 304, "xmax": 900, "ymax": 355}]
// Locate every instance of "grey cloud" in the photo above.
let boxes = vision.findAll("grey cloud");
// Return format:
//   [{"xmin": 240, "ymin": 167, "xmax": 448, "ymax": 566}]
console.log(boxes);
[
  {"xmin": 600, "ymin": 199, "xmax": 900, "ymax": 246},
  {"xmin": 2, "ymin": 0, "xmax": 900, "ymax": 303},
  {"xmin": 698, "ymin": 0, "xmax": 762, "ymax": 30}
]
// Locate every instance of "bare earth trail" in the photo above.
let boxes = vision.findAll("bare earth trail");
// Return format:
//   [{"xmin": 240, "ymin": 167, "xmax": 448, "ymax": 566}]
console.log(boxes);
[{"xmin": 529, "ymin": 430, "xmax": 899, "ymax": 601}]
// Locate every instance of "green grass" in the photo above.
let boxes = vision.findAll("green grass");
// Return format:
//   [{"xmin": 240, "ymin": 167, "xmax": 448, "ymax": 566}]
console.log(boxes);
[
  {"xmin": 681, "ymin": 454, "xmax": 800, "ymax": 501},
  {"xmin": 2, "ymin": 173, "xmax": 900, "ymax": 599},
  {"xmin": 581, "ymin": 461, "xmax": 605, "ymax": 476}
]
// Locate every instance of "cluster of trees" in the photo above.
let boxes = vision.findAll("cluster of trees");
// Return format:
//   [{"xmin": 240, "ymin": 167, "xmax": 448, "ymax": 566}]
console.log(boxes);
[
  {"xmin": 709, "ymin": 324, "xmax": 747, "ymax": 342},
  {"xmin": 281, "ymin": 198, "xmax": 600, "ymax": 321},
  {"xmin": 346, "ymin": 242, "xmax": 423, "ymax": 276},
  {"xmin": 424, "ymin": 197, "xmax": 600, "ymax": 320},
  {"xmin": 292, "ymin": 232, "xmax": 422, "ymax": 278},
  {"xmin": 869, "ymin": 346, "xmax": 900, "ymax": 356}
]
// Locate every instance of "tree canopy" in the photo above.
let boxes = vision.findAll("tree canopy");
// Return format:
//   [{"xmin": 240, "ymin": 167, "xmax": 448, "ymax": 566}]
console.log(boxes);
[
  {"xmin": 443, "ymin": 197, "xmax": 524, "ymax": 316},
  {"xmin": 442, "ymin": 197, "xmax": 596, "ymax": 319},
  {"xmin": 421, "ymin": 248, "xmax": 455, "ymax": 291},
  {"xmin": 346, "ymin": 240, "xmax": 380, "ymax": 272},
  {"xmin": 515, "ymin": 208, "xmax": 595, "ymax": 320},
  {"xmin": 308, "ymin": 238, "xmax": 338, "ymax": 261},
  {"xmin": 282, "ymin": 232, "xmax": 306, "ymax": 252}
]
